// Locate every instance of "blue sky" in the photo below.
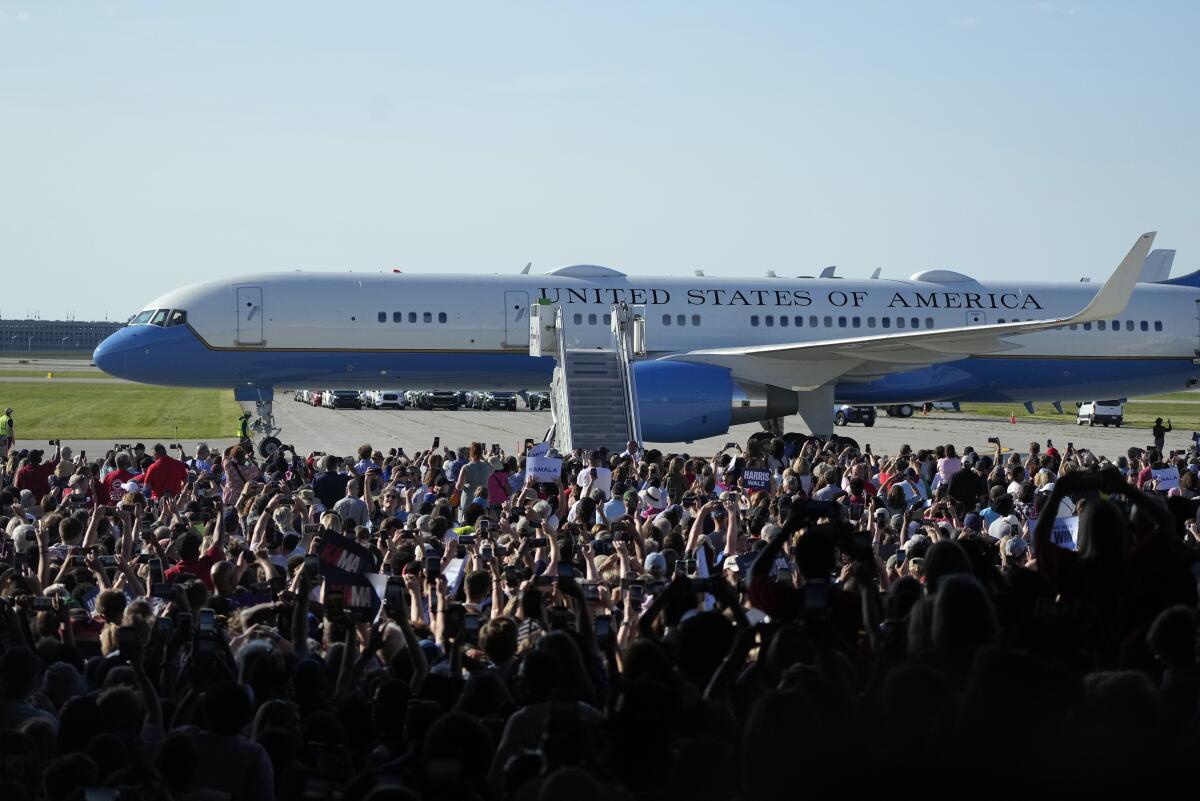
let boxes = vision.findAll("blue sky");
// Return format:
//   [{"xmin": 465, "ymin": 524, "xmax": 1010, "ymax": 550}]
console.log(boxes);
[{"xmin": 1, "ymin": 1, "xmax": 1196, "ymax": 320}]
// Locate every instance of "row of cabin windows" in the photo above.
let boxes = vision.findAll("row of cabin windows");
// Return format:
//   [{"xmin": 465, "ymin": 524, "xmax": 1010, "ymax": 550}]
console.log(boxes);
[
  {"xmin": 573, "ymin": 313, "xmax": 614, "ymax": 326},
  {"xmin": 1068, "ymin": 319, "xmax": 1162, "ymax": 332},
  {"xmin": 377, "ymin": 311, "xmax": 448, "ymax": 324},
  {"xmin": 750, "ymin": 314, "xmax": 937, "ymax": 330},
  {"xmin": 663, "ymin": 314, "xmax": 702, "ymax": 327}
]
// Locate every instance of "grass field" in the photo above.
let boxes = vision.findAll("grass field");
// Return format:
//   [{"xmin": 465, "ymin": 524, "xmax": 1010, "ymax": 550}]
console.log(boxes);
[
  {"xmin": 0, "ymin": 382, "xmax": 242, "ymax": 439},
  {"xmin": 957, "ymin": 401, "xmax": 1200, "ymax": 431},
  {"xmin": 0, "ymin": 370, "xmax": 107, "ymax": 379}
]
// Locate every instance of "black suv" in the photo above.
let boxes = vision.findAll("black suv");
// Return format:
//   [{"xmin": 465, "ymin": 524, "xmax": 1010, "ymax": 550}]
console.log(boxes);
[
  {"xmin": 419, "ymin": 391, "xmax": 460, "ymax": 411},
  {"xmin": 484, "ymin": 391, "xmax": 518, "ymax": 411}
]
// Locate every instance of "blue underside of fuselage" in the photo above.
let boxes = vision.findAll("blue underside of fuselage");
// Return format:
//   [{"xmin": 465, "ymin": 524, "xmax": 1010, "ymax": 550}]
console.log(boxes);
[{"xmin": 93, "ymin": 324, "xmax": 1200, "ymax": 403}]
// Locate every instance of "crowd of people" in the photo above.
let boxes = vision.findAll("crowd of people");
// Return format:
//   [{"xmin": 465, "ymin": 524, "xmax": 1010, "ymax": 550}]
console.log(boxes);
[{"xmin": 2, "ymin": 424, "xmax": 1200, "ymax": 799}]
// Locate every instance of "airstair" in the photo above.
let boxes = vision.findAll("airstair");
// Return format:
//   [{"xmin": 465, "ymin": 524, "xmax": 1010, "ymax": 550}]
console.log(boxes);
[{"xmin": 530, "ymin": 301, "xmax": 645, "ymax": 453}]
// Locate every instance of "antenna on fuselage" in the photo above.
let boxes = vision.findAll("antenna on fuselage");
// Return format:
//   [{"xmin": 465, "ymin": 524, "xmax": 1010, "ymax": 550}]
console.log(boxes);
[
  {"xmin": 869, "ymin": 268, "xmax": 881, "ymax": 279},
  {"xmin": 694, "ymin": 269, "xmax": 705, "ymax": 277},
  {"xmin": 521, "ymin": 262, "xmax": 532, "ymax": 275},
  {"xmin": 766, "ymin": 270, "xmax": 777, "ymax": 278},
  {"xmin": 819, "ymin": 265, "xmax": 837, "ymax": 278}
]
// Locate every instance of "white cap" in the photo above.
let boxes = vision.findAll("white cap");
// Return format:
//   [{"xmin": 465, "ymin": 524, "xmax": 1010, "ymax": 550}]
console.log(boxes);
[
  {"xmin": 121, "ymin": 481, "xmax": 141, "ymax": 492},
  {"xmin": 988, "ymin": 514, "xmax": 1021, "ymax": 540}
]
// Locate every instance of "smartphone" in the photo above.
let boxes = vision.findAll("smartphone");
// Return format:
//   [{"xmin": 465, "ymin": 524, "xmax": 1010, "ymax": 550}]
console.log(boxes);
[
  {"xmin": 175, "ymin": 612, "xmax": 193, "ymax": 639},
  {"xmin": 463, "ymin": 613, "xmax": 480, "ymax": 644},
  {"xmin": 1067, "ymin": 442, "xmax": 1074, "ymax": 450},
  {"xmin": 385, "ymin": 576, "xmax": 405, "ymax": 608},
  {"xmin": 527, "ymin": 537, "xmax": 549, "ymax": 548},
  {"xmin": 723, "ymin": 442, "xmax": 737, "ymax": 451},
  {"xmin": 303, "ymin": 523, "xmax": 320, "ymax": 535},
  {"xmin": 432, "ymin": 436, "xmax": 440, "ymax": 449},
  {"xmin": 1046, "ymin": 439, "xmax": 1053, "ymax": 447},
  {"xmin": 535, "ymin": 574, "xmax": 555, "ymax": 588},
  {"xmin": 156, "ymin": 616, "xmax": 174, "ymax": 636},
  {"xmin": 987, "ymin": 437, "xmax": 1000, "ymax": 445},
  {"xmin": 324, "ymin": 589, "xmax": 344, "ymax": 618},
  {"xmin": 151, "ymin": 582, "xmax": 172, "ymax": 598},
  {"xmin": 582, "ymin": 582, "xmax": 601, "ymax": 602},
  {"xmin": 479, "ymin": 543, "xmax": 494, "ymax": 561},
  {"xmin": 524, "ymin": 438, "xmax": 535, "ymax": 454},
  {"xmin": 197, "ymin": 608, "xmax": 216, "ymax": 634},
  {"xmin": 627, "ymin": 583, "xmax": 645, "ymax": 604},
  {"xmin": 594, "ymin": 616, "xmax": 612, "ymax": 642},
  {"xmin": 70, "ymin": 555, "xmax": 88, "ymax": 568},
  {"xmin": 117, "ymin": 625, "xmax": 140, "ymax": 660},
  {"xmin": 491, "ymin": 444, "xmax": 500, "ymax": 455},
  {"xmin": 424, "ymin": 555, "xmax": 441, "ymax": 578},
  {"xmin": 32, "ymin": 596, "xmax": 55, "ymax": 611},
  {"xmin": 458, "ymin": 534, "xmax": 475, "ymax": 546},
  {"xmin": 149, "ymin": 558, "xmax": 164, "ymax": 585}
]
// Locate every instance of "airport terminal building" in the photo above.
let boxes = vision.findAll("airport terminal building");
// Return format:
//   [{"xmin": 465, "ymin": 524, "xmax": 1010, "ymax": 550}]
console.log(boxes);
[{"xmin": 0, "ymin": 317, "xmax": 122, "ymax": 353}]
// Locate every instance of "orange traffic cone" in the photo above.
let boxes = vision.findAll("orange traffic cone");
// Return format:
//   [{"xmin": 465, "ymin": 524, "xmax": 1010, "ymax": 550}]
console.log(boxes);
[{"xmin": 1010, "ymin": 411, "xmax": 1016, "ymax": 424}]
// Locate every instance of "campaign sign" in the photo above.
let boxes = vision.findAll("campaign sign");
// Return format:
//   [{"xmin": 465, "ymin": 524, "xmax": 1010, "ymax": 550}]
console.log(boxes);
[
  {"xmin": 742, "ymin": 469, "xmax": 772, "ymax": 491},
  {"xmin": 527, "ymin": 455, "xmax": 563, "ymax": 482},
  {"xmin": 317, "ymin": 531, "xmax": 382, "ymax": 618},
  {"xmin": 1050, "ymin": 516, "xmax": 1079, "ymax": 551},
  {"xmin": 1152, "ymin": 467, "xmax": 1180, "ymax": 491}
]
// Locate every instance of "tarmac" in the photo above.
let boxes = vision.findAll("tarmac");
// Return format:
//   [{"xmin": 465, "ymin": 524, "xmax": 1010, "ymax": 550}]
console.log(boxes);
[{"xmin": 36, "ymin": 394, "xmax": 1196, "ymax": 463}]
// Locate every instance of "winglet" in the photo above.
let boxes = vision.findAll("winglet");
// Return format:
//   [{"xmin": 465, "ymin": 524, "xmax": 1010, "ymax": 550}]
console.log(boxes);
[{"xmin": 1073, "ymin": 232, "xmax": 1155, "ymax": 322}]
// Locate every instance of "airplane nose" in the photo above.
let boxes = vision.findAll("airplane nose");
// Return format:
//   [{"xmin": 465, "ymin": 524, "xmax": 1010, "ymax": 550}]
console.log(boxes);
[{"xmin": 93, "ymin": 331, "xmax": 128, "ymax": 378}]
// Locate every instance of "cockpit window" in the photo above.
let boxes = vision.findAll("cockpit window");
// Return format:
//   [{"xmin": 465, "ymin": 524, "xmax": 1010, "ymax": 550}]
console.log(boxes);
[
  {"xmin": 150, "ymin": 309, "xmax": 170, "ymax": 326},
  {"xmin": 131, "ymin": 310, "xmax": 154, "ymax": 325},
  {"xmin": 166, "ymin": 310, "xmax": 188, "ymax": 327}
]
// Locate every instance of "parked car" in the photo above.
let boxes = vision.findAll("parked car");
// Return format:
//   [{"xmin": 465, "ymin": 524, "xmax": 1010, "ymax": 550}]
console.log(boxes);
[
  {"xmin": 527, "ymin": 391, "xmax": 551, "ymax": 411},
  {"xmin": 404, "ymin": 390, "xmax": 423, "ymax": 407},
  {"xmin": 310, "ymin": 390, "xmax": 324, "ymax": 407},
  {"xmin": 484, "ymin": 391, "xmax": 518, "ymax": 411},
  {"xmin": 293, "ymin": 389, "xmax": 307, "ymax": 403},
  {"xmin": 1077, "ymin": 399, "xmax": 1124, "ymax": 427},
  {"xmin": 324, "ymin": 390, "xmax": 363, "ymax": 410},
  {"xmin": 834, "ymin": 404, "xmax": 875, "ymax": 427},
  {"xmin": 372, "ymin": 390, "xmax": 405, "ymax": 410},
  {"xmin": 419, "ymin": 390, "xmax": 460, "ymax": 410}
]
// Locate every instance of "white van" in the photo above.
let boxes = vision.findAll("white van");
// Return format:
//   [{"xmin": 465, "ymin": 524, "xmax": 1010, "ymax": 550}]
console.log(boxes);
[{"xmin": 1077, "ymin": 400, "xmax": 1124, "ymax": 427}]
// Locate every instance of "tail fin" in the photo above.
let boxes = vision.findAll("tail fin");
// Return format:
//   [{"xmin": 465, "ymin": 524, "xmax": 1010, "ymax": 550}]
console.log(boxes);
[{"xmin": 1140, "ymin": 249, "xmax": 1175, "ymax": 282}]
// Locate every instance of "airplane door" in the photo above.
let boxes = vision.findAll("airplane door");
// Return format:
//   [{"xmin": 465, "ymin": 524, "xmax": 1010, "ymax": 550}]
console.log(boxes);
[
  {"xmin": 966, "ymin": 311, "xmax": 986, "ymax": 326},
  {"xmin": 236, "ymin": 286, "xmax": 264, "ymax": 345},
  {"xmin": 504, "ymin": 291, "xmax": 529, "ymax": 348}
]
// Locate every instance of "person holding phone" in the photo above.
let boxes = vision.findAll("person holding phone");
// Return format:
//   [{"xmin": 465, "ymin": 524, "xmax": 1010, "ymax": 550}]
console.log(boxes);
[
  {"xmin": 576, "ymin": 450, "xmax": 612, "ymax": 500},
  {"xmin": 454, "ymin": 442, "xmax": 493, "ymax": 513}
]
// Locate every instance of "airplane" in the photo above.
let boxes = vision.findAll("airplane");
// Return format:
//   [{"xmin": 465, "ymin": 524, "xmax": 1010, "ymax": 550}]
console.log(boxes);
[{"xmin": 93, "ymin": 232, "xmax": 1200, "ymax": 446}]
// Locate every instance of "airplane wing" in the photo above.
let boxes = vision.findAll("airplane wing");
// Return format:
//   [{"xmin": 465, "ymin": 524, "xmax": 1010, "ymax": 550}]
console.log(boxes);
[{"xmin": 666, "ymin": 232, "xmax": 1155, "ymax": 391}]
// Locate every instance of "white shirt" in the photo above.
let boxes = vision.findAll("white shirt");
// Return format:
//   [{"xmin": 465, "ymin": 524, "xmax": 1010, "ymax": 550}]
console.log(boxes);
[{"xmin": 576, "ymin": 466, "xmax": 612, "ymax": 499}]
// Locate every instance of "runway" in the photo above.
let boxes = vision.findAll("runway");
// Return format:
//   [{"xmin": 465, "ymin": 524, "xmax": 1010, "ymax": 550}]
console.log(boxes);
[{"xmin": 246, "ymin": 393, "xmax": 1192, "ymax": 462}]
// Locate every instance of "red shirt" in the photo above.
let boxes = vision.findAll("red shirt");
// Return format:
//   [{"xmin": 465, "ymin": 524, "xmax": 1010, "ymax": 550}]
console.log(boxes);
[
  {"xmin": 15, "ymin": 460, "xmax": 59, "ymax": 501},
  {"xmin": 102, "ymin": 469, "xmax": 135, "ymax": 504},
  {"xmin": 164, "ymin": 543, "xmax": 221, "ymax": 590},
  {"xmin": 143, "ymin": 455, "xmax": 188, "ymax": 499}
]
